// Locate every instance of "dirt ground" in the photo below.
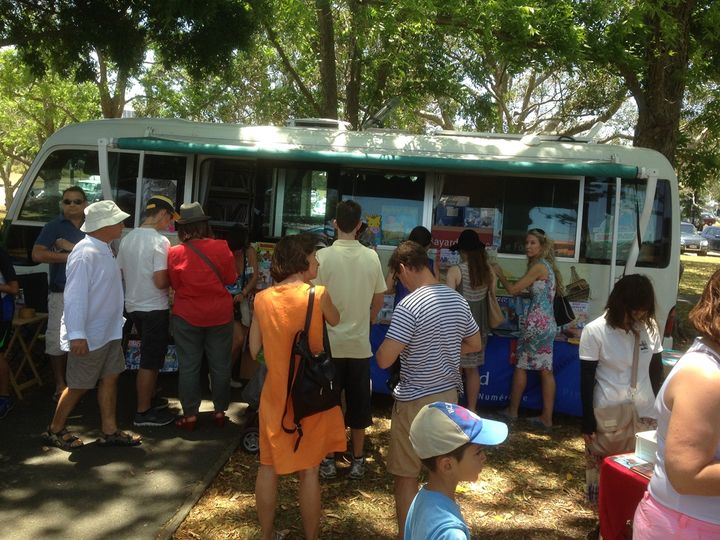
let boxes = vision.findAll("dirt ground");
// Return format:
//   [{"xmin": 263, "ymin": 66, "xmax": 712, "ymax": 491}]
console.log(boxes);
[{"xmin": 174, "ymin": 396, "xmax": 596, "ymax": 540}]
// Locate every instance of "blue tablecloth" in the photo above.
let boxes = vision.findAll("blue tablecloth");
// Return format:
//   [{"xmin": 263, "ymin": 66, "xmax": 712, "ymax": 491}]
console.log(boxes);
[{"xmin": 370, "ymin": 325, "xmax": 582, "ymax": 417}]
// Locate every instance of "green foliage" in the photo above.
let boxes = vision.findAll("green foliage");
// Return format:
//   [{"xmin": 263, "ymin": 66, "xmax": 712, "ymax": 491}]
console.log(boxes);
[{"xmin": 0, "ymin": 49, "xmax": 100, "ymax": 206}]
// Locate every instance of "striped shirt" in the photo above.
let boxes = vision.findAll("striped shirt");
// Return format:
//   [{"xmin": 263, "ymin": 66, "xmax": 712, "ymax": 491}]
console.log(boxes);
[{"xmin": 387, "ymin": 283, "xmax": 479, "ymax": 401}]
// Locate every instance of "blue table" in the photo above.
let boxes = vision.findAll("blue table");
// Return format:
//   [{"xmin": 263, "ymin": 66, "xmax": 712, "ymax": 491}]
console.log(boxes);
[{"xmin": 370, "ymin": 325, "xmax": 582, "ymax": 417}]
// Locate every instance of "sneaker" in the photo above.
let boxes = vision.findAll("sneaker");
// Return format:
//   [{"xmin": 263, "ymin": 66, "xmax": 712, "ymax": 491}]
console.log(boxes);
[
  {"xmin": 318, "ymin": 458, "xmax": 337, "ymax": 479},
  {"xmin": 0, "ymin": 396, "xmax": 14, "ymax": 419},
  {"xmin": 348, "ymin": 456, "xmax": 366, "ymax": 480},
  {"xmin": 151, "ymin": 396, "xmax": 169, "ymax": 410},
  {"xmin": 133, "ymin": 407, "xmax": 175, "ymax": 427}
]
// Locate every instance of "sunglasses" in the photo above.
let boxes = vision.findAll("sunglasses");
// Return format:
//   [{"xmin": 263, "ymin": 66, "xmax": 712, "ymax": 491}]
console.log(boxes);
[
  {"xmin": 63, "ymin": 198, "xmax": 85, "ymax": 205},
  {"xmin": 528, "ymin": 228, "xmax": 546, "ymax": 236}
]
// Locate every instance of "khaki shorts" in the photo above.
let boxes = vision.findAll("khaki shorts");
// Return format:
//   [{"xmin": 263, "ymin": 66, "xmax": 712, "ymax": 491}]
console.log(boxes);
[
  {"xmin": 386, "ymin": 387, "xmax": 458, "ymax": 478},
  {"xmin": 66, "ymin": 340, "xmax": 125, "ymax": 389},
  {"xmin": 45, "ymin": 292, "xmax": 64, "ymax": 356}
]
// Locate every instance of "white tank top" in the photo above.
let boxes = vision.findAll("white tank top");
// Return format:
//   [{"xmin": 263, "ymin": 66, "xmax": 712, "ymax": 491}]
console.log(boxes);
[{"xmin": 648, "ymin": 337, "xmax": 720, "ymax": 523}]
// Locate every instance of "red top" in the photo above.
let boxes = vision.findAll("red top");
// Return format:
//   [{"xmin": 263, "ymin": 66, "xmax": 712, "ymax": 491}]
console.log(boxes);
[{"xmin": 168, "ymin": 239, "xmax": 237, "ymax": 327}]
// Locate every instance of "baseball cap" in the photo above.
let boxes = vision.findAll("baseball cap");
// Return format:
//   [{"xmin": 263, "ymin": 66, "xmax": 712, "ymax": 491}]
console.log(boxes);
[
  {"xmin": 146, "ymin": 195, "xmax": 180, "ymax": 220},
  {"xmin": 410, "ymin": 402, "xmax": 508, "ymax": 459}
]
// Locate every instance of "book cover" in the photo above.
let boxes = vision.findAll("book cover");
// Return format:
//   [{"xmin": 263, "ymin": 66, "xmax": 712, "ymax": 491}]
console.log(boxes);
[{"xmin": 630, "ymin": 462, "xmax": 654, "ymax": 480}]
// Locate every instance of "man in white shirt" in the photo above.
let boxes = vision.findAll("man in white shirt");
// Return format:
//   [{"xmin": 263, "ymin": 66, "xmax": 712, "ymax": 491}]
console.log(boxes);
[
  {"xmin": 43, "ymin": 201, "xmax": 141, "ymax": 450},
  {"xmin": 315, "ymin": 200, "xmax": 387, "ymax": 480},
  {"xmin": 117, "ymin": 196, "xmax": 179, "ymax": 427}
]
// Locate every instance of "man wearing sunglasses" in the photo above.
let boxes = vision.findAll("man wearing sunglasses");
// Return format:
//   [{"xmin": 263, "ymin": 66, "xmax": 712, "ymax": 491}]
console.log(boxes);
[{"xmin": 32, "ymin": 186, "xmax": 88, "ymax": 401}]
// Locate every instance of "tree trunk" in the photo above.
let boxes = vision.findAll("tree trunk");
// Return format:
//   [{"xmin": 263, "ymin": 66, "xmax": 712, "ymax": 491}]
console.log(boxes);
[
  {"xmin": 345, "ymin": 0, "xmax": 363, "ymax": 129},
  {"xmin": 315, "ymin": 0, "xmax": 338, "ymax": 119},
  {"xmin": 96, "ymin": 51, "xmax": 128, "ymax": 118},
  {"xmin": 630, "ymin": 1, "xmax": 695, "ymax": 166}
]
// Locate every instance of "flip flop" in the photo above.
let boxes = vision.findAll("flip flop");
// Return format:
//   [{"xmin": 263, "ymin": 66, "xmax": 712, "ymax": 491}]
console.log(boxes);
[
  {"xmin": 96, "ymin": 430, "xmax": 142, "ymax": 447},
  {"xmin": 528, "ymin": 417, "xmax": 553, "ymax": 430},
  {"xmin": 42, "ymin": 428, "xmax": 84, "ymax": 451},
  {"xmin": 496, "ymin": 408, "xmax": 518, "ymax": 423}
]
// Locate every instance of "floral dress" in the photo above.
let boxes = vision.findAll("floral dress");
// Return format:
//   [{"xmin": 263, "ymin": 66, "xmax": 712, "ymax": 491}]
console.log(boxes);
[{"xmin": 516, "ymin": 259, "xmax": 557, "ymax": 371}]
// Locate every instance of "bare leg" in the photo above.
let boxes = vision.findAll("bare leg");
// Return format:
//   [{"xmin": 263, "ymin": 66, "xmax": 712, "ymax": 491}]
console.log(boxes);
[
  {"xmin": 394, "ymin": 475, "xmax": 419, "ymax": 540},
  {"xmin": 351, "ymin": 428, "xmax": 365, "ymax": 458},
  {"xmin": 297, "ymin": 466, "xmax": 321, "ymax": 540},
  {"xmin": 506, "ymin": 367, "xmax": 527, "ymax": 417},
  {"xmin": 136, "ymin": 368, "xmax": 158, "ymax": 412},
  {"xmin": 539, "ymin": 369, "xmax": 555, "ymax": 427},
  {"xmin": 97, "ymin": 373, "xmax": 119, "ymax": 435},
  {"xmin": 256, "ymin": 464, "xmax": 279, "ymax": 540},
  {"xmin": 463, "ymin": 367, "xmax": 480, "ymax": 412},
  {"xmin": 49, "ymin": 354, "xmax": 67, "ymax": 394},
  {"xmin": 49, "ymin": 387, "xmax": 87, "ymax": 433}
]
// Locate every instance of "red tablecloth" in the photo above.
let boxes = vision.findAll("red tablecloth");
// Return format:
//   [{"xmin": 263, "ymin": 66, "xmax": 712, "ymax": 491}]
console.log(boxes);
[{"xmin": 599, "ymin": 456, "xmax": 650, "ymax": 540}]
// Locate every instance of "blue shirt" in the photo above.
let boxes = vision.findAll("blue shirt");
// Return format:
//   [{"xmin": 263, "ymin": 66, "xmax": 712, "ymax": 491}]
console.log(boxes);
[
  {"xmin": 405, "ymin": 487, "xmax": 470, "ymax": 540},
  {"xmin": 34, "ymin": 215, "xmax": 85, "ymax": 290}
]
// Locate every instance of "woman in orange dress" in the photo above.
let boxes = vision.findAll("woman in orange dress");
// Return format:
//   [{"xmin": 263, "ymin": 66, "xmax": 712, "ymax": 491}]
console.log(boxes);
[{"xmin": 249, "ymin": 234, "xmax": 345, "ymax": 540}]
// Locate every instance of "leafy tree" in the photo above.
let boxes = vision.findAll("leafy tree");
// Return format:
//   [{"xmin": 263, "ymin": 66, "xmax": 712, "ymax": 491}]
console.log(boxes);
[
  {"xmin": 0, "ymin": 0, "xmax": 262, "ymax": 117},
  {"xmin": 0, "ymin": 49, "xmax": 100, "ymax": 207},
  {"xmin": 579, "ymin": 0, "xmax": 720, "ymax": 164}
]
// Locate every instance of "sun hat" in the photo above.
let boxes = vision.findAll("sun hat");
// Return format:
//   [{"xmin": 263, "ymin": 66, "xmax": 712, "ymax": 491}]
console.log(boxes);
[
  {"xmin": 80, "ymin": 200, "xmax": 131, "ymax": 233},
  {"xmin": 176, "ymin": 202, "xmax": 210, "ymax": 224},
  {"xmin": 146, "ymin": 195, "xmax": 180, "ymax": 220},
  {"xmin": 449, "ymin": 229, "xmax": 484, "ymax": 252},
  {"xmin": 409, "ymin": 402, "xmax": 508, "ymax": 459}
]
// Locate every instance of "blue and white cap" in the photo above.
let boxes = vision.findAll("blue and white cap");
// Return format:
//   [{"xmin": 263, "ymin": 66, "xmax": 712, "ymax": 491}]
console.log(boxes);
[{"xmin": 409, "ymin": 402, "xmax": 508, "ymax": 459}]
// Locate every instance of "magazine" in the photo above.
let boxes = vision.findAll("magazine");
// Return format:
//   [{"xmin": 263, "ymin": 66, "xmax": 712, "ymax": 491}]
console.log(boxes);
[{"xmin": 610, "ymin": 453, "xmax": 654, "ymax": 480}]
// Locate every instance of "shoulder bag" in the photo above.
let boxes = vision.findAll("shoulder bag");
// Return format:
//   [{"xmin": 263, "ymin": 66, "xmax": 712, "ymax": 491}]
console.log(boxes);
[
  {"xmin": 281, "ymin": 286, "xmax": 341, "ymax": 451},
  {"xmin": 487, "ymin": 283, "xmax": 504, "ymax": 329},
  {"xmin": 553, "ymin": 291, "xmax": 575, "ymax": 327},
  {"xmin": 589, "ymin": 331, "xmax": 645, "ymax": 456}
]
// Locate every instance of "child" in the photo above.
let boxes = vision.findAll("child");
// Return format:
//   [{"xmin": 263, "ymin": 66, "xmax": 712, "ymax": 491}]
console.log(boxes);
[{"xmin": 405, "ymin": 401, "xmax": 508, "ymax": 539}]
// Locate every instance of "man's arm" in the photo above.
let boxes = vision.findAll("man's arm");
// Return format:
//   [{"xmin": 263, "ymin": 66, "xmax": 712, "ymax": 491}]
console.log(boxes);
[
  {"xmin": 460, "ymin": 332, "xmax": 482, "ymax": 354},
  {"xmin": 152, "ymin": 270, "xmax": 170, "ymax": 290},
  {"xmin": 370, "ymin": 292, "xmax": 385, "ymax": 324},
  {"xmin": 376, "ymin": 337, "xmax": 407, "ymax": 369},
  {"xmin": 31, "ymin": 244, "xmax": 69, "ymax": 264}
]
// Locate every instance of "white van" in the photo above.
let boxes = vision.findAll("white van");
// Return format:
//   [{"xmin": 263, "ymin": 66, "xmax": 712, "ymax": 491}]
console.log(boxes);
[{"xmin": 1, "ymin": 117, "xmax": 680, "ymax": 333}]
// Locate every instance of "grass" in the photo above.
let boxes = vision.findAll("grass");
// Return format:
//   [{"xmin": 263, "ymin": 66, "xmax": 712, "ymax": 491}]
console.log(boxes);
[{"xmin": 174, "ymin": 256, "xmax": 718, "ymax": 540}]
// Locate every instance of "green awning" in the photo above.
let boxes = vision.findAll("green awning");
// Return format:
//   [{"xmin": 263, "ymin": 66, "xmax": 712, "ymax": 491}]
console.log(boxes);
[{"xmin": 115, "ymin": 136, "xmax": 640, "ymax": 178}]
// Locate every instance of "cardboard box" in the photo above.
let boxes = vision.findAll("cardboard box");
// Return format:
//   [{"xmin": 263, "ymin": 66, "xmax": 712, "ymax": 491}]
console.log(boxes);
[{"xmin": 635, "ymin": 430, "xmax": 658, "ymax": 464}]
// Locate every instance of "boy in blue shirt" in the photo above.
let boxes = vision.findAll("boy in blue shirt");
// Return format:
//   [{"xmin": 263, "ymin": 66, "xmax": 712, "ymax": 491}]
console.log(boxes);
[{"xmin": 405, "ymin": 402, "xmax": 508, "ymax": 539}]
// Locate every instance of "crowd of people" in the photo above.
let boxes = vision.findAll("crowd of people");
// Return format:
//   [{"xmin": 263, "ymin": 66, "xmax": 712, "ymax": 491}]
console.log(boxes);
[{"xmin": 1, "ymin": 188, "xmax": 718, "ymax": 539}]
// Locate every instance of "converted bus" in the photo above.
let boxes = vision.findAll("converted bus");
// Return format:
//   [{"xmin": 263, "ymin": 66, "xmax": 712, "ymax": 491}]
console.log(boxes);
[{"xmin": 1, "ymin": 118, "xmax": 679, "ymax": 406}]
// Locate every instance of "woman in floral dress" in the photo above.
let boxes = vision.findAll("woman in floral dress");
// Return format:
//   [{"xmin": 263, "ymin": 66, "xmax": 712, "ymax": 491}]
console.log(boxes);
[{"xmin": 493, "ymin": 228, "xmax": 561, "ymax": 428}]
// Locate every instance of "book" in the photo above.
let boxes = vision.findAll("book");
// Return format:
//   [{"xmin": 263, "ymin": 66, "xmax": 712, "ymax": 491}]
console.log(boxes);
[{"xmin": 630, "ymin": 461, "xmax": 654, "ymax": 480}]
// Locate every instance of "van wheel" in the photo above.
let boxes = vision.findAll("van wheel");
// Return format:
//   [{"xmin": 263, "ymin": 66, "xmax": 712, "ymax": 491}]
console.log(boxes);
[
  {"xmin": 680, "ymin": 248, "xmax": 685, "ymax": 254},
  {"xmin": 241, "ymin": 426, "xmax": 260, "ymax": 454},
  {"xmin": 700, "ymin": 250, "xmax": 707, "ymax": 256}
]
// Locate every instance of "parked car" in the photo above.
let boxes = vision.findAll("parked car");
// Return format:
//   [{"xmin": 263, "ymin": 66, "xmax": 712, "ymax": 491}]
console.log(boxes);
[
  {"xmin": 681, "ymin": 221, "xmax": 708, "ymax": 255},
  {"xmin": 701, "ymin": 225, "xmax": 720, "ymax": 253}
]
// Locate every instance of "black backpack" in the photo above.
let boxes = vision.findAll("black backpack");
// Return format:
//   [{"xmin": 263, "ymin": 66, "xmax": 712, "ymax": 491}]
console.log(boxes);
[{"xmin": 281, "ymin": 286, "xmax": 341, "ymax": 451}]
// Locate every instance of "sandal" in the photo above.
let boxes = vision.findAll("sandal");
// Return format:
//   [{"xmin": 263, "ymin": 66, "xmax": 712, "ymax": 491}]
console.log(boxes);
[
  {"xmin": 175, "ymin": 415, "xmax": 197, "ymax": 432},
  {"xmin": 96, "ymin": 430, "xmax": 142, "ymax": 447},
  {"xmin": 213, "ymin": 411, "xmax": 226, "ymax": 428},
  {"xmin": 42, "ymin": 428, "xmax": 84, "ymax": 451}
]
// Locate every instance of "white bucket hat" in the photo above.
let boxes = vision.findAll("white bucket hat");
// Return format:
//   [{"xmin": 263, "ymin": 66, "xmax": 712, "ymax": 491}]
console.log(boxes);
[{"xmin": 81, "ymin": 200, "xmax": 131, "ymax": 233}]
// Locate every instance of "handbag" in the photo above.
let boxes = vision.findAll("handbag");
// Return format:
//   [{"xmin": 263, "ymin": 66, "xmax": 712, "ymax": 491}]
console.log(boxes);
[
  {"xmin": 281, "ymin": 286, "xmax": 341, "ymax": 451},
  {"xmin": 553, "ymin": 292, "xmax": 575, "ymax": 327},
  {"xmin": 589, "ymin": 332, "xmax": 644, "ymax": 456},
  {"xmin": 487, "ymin": 286, "xmax": 504, "ymax": 328}
]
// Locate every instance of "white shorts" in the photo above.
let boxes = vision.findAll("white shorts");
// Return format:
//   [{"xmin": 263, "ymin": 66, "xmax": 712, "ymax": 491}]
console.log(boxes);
[{"xmin": 45, "ymin": 292, "xmax": 64, "ymax": 356}]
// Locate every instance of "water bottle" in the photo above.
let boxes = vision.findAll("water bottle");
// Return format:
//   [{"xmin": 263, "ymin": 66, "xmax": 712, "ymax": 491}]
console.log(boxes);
[{"xmin": 15, "ymin": 288, "xmax": 25, "ymax": 312}]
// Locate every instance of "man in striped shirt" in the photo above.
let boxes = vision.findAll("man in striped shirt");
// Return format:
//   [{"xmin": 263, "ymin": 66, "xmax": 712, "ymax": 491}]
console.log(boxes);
[{"xmin": 377, "ymin": 240, "xmax": 481, "ymax": 539}]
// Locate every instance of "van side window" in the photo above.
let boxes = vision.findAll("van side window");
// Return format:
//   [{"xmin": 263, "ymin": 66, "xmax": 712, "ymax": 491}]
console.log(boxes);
[
  {"xmin": 18, "ymin": 149, "xmax": 99, "ymax": 222},
  {"xmin": 580, "ymin": 178, "xmax": 671, "ymax": 268},
  {"xmin": 108, "ymin": 151, "xmax": 140, "ymax": 226}
]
